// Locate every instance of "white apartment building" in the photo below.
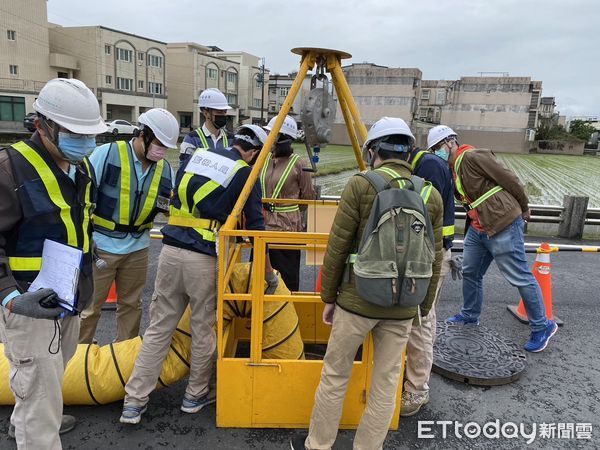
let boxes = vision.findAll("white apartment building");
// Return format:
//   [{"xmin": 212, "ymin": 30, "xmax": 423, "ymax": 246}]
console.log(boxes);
[
  {"xmin": 48, "ymin": 25, "xmax": 167, "ymax": 122},
  {"xmin": 267, "ymin": 73, "xmax": 313, "ymax": 128}
]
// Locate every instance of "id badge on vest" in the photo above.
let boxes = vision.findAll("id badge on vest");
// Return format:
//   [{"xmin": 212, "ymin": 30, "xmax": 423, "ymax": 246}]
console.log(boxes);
[
  {"xmin": 185, "ymin": 150, "xmax": 239, "ymax": 188},
  {"xmin": 156, "ymin": 195, "xmax": 170, "ymax": 212}
]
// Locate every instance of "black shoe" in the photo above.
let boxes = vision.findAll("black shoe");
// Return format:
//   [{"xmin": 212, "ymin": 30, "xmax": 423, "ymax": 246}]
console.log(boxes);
[
  {"xmin": 8, "ymin": 414, "xmax": 77, "ymax": 439},
  {"xmin": 290, "ymin": 433, "xmax": 307, "ymax": 450}
]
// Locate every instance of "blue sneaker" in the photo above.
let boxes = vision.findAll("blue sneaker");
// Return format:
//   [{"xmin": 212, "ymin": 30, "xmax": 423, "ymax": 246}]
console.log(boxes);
[
  {"xmin": 119, "ymin": 404, "xmax": 147, "ymax": 424},
  {"xmin": 181, "ymin": 392, "xmax": 216, "ymax": 413},
  {"xmin": 524, "ymin": 320, "xmax": 558, "ymax": 352},
  {"xmin": 446, "ymin": 313, "xmax": 480, "ymax": 325}
]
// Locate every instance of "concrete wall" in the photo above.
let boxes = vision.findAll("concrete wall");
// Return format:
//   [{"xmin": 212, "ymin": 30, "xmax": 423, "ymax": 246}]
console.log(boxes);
[{"xmin": 532, "ymin": 140, "xmax": 585, "ymax": 155}]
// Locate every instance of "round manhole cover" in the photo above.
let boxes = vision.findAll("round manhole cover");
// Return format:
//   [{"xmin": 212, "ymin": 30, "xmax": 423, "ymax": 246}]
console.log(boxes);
[{"xmin": 432, "ymin": 321, "xmax": 527, "ymax": 386}]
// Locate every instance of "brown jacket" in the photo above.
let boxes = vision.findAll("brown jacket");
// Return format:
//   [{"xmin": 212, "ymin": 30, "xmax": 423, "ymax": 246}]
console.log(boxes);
[
  {"xmin": 320, "ymin": 159, "xmax": 443, "ymax": 319},
  {"xmin": 262, "ymin": 153, "xmax": 315, "ymax": 232},
  {"xmin": 0, "ymin": 133, "xmax": 94, "ymax": 309},
  {"xmin": 454, "ymin": 148, "xmax": 528, "ymax": 236}
]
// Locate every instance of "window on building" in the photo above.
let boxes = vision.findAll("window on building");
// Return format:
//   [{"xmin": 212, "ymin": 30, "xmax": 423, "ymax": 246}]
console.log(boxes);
[
  {"xmin": 436, "ymin": 91, "xmax": 445, "ymax": 105},
  {"xmin": 269, "ymin": 88, "xmax": 276, "ymax": 95},
  {"xmin": 138, "ymin": 80, "xmax": 144, "ymax": 89},
  {"xmin": 116, "ymin": 77, "xmax": 133, "ymax": 91},
  {"xmin": 227, "ymin": 72, "xmax": 237, "ymax": 84},
  {"xmin": 57, "ymin": 72, "xmax": 68, "ymax": 79},
  {"xmin": 253, "ymin": 99, "xmax": 262, "ymax": 108},
  {"xmin": 148, "ymin": 82, "xmax": 163, "ymax": 95},
  {"xmin": 207, "ymin": 67, "xmax": 218, "ymax": 80},
  {"xmin": 116, "ymin": 48, "xmax": 133, "ymax": 62},
  {"xmin": 138, "ymin": 52, "xmax": 144, "ymax": 61},
  {"xmin": 226, "ymin": 93, "xmax": 237, "ymax": 105},
  {"xmin": 105, "ymin": 44, "xmax": 111, "ymax": 55},
  {"xmin": 420, "ymin": 89, "xmax": 430, "ymax": 100},
  {"xmin": 148, "ymin": 54, "xmax": 163, "ymax": 68},
  {"xmin": 279, "ymin": 87, "xmax": 289, "ymax": 97},
  {"xmin": 106, "ymin": 75, "xmax": 112, "ymax": 85},
  {"xmin": 9, "ymin": 65, "xmax": 18, "ymax": 76},
  {"xmin": 7, "ymin": 30, "xmax": 16, "ymax": 41},
  {"xmin": 0, "ymin": 96, "xmax": 26, "ymax": 122}
]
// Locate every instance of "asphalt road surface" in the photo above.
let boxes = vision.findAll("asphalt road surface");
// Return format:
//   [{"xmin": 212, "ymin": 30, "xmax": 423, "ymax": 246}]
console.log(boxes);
[{"xmin": 1, "ymin": 236, "xmax": 598, "ymax": 449}]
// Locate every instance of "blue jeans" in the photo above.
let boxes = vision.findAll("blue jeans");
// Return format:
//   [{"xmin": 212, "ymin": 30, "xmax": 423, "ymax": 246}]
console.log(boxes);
[{"xmin": 461, "ymin": 216, "xmax": 548, "ymax": 331}]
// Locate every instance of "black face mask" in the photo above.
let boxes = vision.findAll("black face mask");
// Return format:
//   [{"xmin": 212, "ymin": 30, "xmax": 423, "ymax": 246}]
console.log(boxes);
[
  {"xmin": 273, "ymin": 136, "xmax": 293, "ymax": 157},
  {"xmin": 212, "ymin": 115, "xmax": 227, "ymax": 129}
]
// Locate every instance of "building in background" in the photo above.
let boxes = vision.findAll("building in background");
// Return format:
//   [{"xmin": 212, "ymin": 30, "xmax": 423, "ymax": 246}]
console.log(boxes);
[
  {"xmin": 267, "ymin": 73, "xmax": 313, "ymax": 129},
  {"xmin": 49, "ymin": 25, "xmax": 167, "ymax": 122}
]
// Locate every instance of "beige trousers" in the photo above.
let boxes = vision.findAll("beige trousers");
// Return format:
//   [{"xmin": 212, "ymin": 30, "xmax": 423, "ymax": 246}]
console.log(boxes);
[
  {"xmin": 404, "ymin": 248, "xmax": 452, "ymax": 394},
  {"xmin": 79, "ymin": 248, "xmax": 149, "ymax": 343},
  {"xmin": 0, "ymin": 309, "xmax": 79, "ymax": 450},
  {"xmin": 306, "ymin": 307, "xmax": 412, "ymax": 450},
  {"xmin": 124, "ymin": 244, "xmax": 217, "ymax": 406}
]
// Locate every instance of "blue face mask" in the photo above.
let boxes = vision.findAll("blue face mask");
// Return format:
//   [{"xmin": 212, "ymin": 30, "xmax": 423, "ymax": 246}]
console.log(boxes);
[
  {"xmin": 434, "ymin": 148, "xmax": 450, "ymax": 161},
  {"xmin": 58, "ymin": 132, "xmax": 96, "ymax": 162}
]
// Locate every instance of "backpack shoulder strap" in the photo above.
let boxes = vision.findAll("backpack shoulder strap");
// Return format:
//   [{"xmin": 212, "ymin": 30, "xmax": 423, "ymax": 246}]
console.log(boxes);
[
  {"xmin": 410, "ymin": 174, "xmax": 425, "ymax": 193},
  {"xmin": 357, "ymin": 170, "xmax": 388, "ymax": 194}
]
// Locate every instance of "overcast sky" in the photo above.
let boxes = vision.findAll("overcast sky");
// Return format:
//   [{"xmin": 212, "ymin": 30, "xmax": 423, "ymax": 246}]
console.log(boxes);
[{"xmin": 47, "ymin": 0, "xmax": 598, "ymax": 117}]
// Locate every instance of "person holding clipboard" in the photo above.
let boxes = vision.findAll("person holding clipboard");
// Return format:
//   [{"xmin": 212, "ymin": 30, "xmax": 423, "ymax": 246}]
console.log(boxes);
[{"xmin": 0, "ymin": 78, "xmax": 106, "ymax": 448}]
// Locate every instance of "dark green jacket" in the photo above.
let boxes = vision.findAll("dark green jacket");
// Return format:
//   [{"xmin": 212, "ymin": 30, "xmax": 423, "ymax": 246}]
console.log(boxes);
[{"xmin": 320, "ymin": 159, "xmax": 443, "ymax": 320}]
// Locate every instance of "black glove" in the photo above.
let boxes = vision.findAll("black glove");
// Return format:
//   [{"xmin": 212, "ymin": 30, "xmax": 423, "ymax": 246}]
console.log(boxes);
[
  {"xmin": 265, "ymin": 271, "xmax": 279, "ymax": 294},
  {"xmin": 8, "ymin": 288, "xmax": 63, "ymax": 320},
  {"xmin": 449, "ymin": 255, "xmax": 463, "ymax": 281}
]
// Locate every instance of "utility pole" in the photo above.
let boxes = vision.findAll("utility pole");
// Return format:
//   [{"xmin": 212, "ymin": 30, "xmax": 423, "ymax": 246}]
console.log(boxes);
[{"xmin": 260, "ymin": 57, "xmax": 266, "ymax": 125}]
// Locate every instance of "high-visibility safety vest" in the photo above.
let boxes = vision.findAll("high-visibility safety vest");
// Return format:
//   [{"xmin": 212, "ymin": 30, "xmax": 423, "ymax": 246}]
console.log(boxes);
[
  {"xmin": 166, "ymin": 148, "xmax": 247, "ymax": 243},
  {"xmin": 411, "ymin": 150, "xmax": 455, "ymax": 240},
  {"xmin": 454, "ymin": 149, "xmax": 503, "ymax": 211},
  {"xmin": 195, "ymin": 128, "xmax": 229, "ymax": 149},
  {"xmin": 92, "ymin": 141, "xmax": 172, "ymax": 239},
  {"xmin": 260, "ymin": 152, "xmax": 301, "ymax": 213},
  {"xmin": 5, "ymin": 140, "xmax": 95, "ymax": 282}
]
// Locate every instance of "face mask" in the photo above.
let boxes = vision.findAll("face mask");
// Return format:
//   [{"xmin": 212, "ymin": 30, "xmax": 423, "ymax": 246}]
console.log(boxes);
[
  {"xmin": 212, "ymin": 114, "xmax": 227, "ymax": 129},
  {"xmin": 146, "ymin": 143, "xmax": 167, "ymax": 162},
  {"xmin": 58, "ymin": 132, "xmax": 96, "ymax": 163},
  {"xmin": 434, "ymin": 148, "xmax": 450, "ymax": 161}
]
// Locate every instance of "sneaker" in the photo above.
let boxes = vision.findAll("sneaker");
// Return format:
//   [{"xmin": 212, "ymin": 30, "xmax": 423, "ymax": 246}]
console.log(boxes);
[
  {"xmin": 524, "ymin": 320, "xmax": 558, "ymax": 352},
  {"xmin": 400, "ymin": 391, "xmax": 430, "ymax": 417},
  {"xmin": 446, "ymin": 313, "xmax": 480, "ymax": 325},
  {"xmin": 290, "ymin": 433, "xmax": 307, "ymax": 450},
  {"xmin": 180, "ymin": 392, "xmax": 216, "ymax": 414},
  {"xmin": 119, "ymin": 405, "xmax": 147, "ymax": 424},
  {"xmin": 9, "ymin": 414, "xmax": 77, "ymax": 438}
]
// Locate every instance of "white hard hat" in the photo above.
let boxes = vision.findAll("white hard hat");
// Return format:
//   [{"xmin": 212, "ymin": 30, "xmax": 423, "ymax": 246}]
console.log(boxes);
[
  {"xmin": 235, "ymin": 124, "xmax": 268, "ymax": 147},
  {"xmin": 33, "ymin": 78, "xmax": 107, "ymax": 135},
  {"xmin": 427, "ymin": 125, "xmax": 457, "ymax": 149},
  {"xmin": 265, "ymin": 115, "xmax": 298, "ymax": 139},
  {"xmin": 138, "ymin": 108, "xmax": 179, "ymax": 148},
  {"xmin": 198, "ymin": 88, "xmax": 232, "ymax": 110},
  {"xmin": 364, "ymin": 117, "xmax": 415, "ymax": 151}
]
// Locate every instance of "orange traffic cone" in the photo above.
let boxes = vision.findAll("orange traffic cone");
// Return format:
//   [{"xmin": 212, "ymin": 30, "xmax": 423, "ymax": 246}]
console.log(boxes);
[
  {"xmin": 101, "ymin": 281, "xmax": 117, "ymax": 311},
  {"xmin": 315, "ymin": 267, "xmax": 323, "ymax": 293},
  {"xmin": 507, "ymin": 242, "xmax": 563, "ymax": 326}
]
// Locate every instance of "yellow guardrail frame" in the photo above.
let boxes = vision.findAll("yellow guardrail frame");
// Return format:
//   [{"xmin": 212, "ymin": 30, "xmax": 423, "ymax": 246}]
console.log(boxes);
[{"xmin": 215, "ymin": 47, "xmax": 404, "ymax": 429}]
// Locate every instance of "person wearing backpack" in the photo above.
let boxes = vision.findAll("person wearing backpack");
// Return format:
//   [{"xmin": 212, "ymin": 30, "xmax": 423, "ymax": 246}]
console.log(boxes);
[
  {"xmin": 290, "ymin": 117, "xmax": 443, "ymax": 450},
  {"xmin": 437, "ymin": 130, "xmax": 558, "ymax": 353},
  {"xmin": 400, "ymin": 126, "xmax": 461, "ymax": 417}
]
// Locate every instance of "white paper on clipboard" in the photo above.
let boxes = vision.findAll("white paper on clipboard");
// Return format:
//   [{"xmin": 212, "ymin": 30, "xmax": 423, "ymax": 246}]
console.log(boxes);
[{"xmin": 28, "ymin": 240, "xmax": 82, "ymax": 312}]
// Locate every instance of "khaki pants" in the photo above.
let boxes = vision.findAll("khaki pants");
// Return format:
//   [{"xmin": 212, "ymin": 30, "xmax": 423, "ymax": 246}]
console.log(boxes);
[
  {"xmin": 0, "ymin": 310, "xmax": 79, "ymax": 450},
  {"xmin": 306, "ymin": 307, "xmax": 412, "ymax": 450},
  {"xmin": 124, "ymin": 244, "xmax": 217, "ymax": 406},
  {"xmin": 404, "ymin": 248, "xmax": 452, "ymax": 394},
  {"xmin": 79, "ymin": 248, "xmax": 149, "ymax": 343}
]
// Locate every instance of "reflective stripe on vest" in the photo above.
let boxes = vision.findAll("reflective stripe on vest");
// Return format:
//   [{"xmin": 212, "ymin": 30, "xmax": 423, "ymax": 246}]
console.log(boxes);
[
  {"xmin": 443, "ymin": 225, "xmax": 455, "ymax": 237},
  {"xmin": 410, "ymin": 150, "xmax": 427, "ymax": 171},
  {"xmin": 454, "ymin": 150, "xmax": 503, "ymax": 210},
  {"xmin": 376, "ymin": 167, "xmax": 432, "ymax": 203},
  {"xmin": 93, "ymin": 141, "xmax": 166, "ymax": 232},
  {"xmin": 195, "ymin": 128, "xmax": 229, "ymax": 149},
  {"xmin": 260, "ymin": 153, "xmax": 301, "ymax": 213},
  {"xmin": 168, "ymin": 150, "xmax": 246, "ymax": 241},
  {"xmin": 9, "ymin": 141, "xmax": 93, "ymax": 272}
]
